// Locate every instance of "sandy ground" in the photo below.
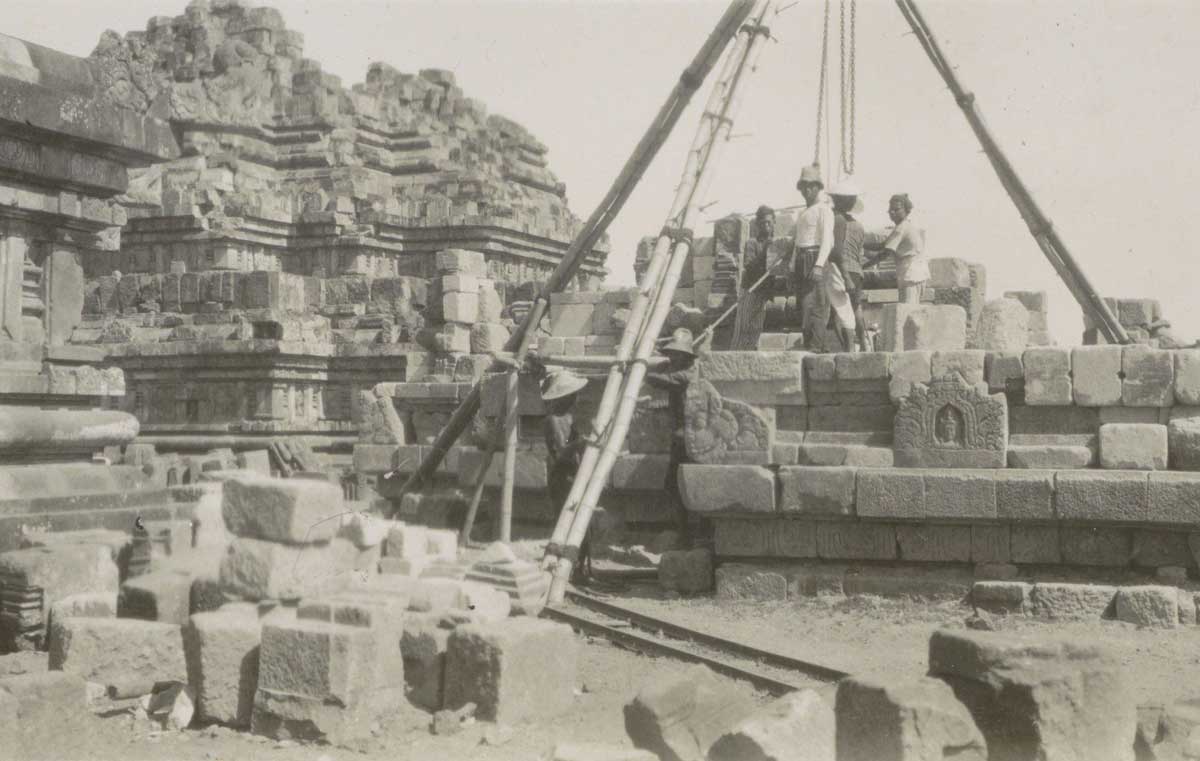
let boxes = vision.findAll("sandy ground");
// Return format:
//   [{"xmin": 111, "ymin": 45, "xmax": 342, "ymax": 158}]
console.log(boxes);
[
  {"xmin": 15, "ymin": 582, "xmax": 1200, "ymax": 760},
  {"xmin": 611, "ymin": 582, "xmax": 1200, "ymax": 706},
  {"xmin": 12, "ymin": 634, "xmax": 769, "ymax": 761}
]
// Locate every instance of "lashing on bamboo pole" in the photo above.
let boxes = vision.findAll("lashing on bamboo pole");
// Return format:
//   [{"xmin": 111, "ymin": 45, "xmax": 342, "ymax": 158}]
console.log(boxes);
[{"xmin": 384, "ymin": 0, "xmax": 757, "ymax": 518}]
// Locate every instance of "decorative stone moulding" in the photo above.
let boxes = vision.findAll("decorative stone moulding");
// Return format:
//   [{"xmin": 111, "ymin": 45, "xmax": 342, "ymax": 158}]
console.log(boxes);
[{"xmin": 894, "ymin": 372, "xmax": 1008, "ymax": 468}]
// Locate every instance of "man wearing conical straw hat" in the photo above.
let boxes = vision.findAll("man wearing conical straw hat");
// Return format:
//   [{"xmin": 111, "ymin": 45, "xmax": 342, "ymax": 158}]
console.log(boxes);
[
  {"xmin": 541, "ymin": 368, "xmax": 592, "ymax": 582},
  {"xmin": 646, "ymin": 328, "xmax": 699, "ymax": 547}
]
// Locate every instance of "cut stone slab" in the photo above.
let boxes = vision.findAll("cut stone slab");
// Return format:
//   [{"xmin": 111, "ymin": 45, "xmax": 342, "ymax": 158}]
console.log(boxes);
[
  {"xmin": 257, "ymin": 618, "xmax": 378, "ymax": 706},
  {"xmin": 1135, "ymin": 700, "xmax": 1200, "ymax": 761},
  {"xmin": 624, "ymin": 664, "xmax": 757, "ymax": 761},
  {"xmin": 976, "ymin": 298, "xmax": 1029, "ymax": 352},
  {"xmin": 401, "ymin": 613, "xmax": 450, "ymax": 711},
  {"xmin": 1029, "ymin": 582, "xmax": 1116, "ymax": 620},
  {"xmin": 1099, "ymin": 423, "xmax": 1167, "ymax": 470},
  {"xmin": 880, "ymin": 304, "xmax": 966, "ymax": 352},
  {"xmin": 119, "ymin": 569, "xmax": 193, "ymax": 625},
  {"xmin": 994, "ymin": 471, "xmax": 1055, "ymax": 520},
  {"xmin": 1006, "ymin": 444, "xmax": 1094, "ymax": 469},
  {"xmin": 0, "ymin": 671, "xmax": 88, "ymax": 732},
  {"xmin": 0, "ymin": 544, "xmax": 118, "ymax": 641},
  {"xmin": 46, "ymin": 593, "xmax": 116, "ymax": 630},
  {"xmin": 971, "ymin": 581, "xmax": 1031, "ymax": 615},
  {"xmin": 889, "ymin": 351, "xmax": 932, "ymax": 402},
  {"xmin": 678, "ymin": 465, "xmax": 775, "ymax": 514},
  {"xmin": 443, "ymin": 618, "xmax": 578, "ymax": 724},
  {"xmin": 931, "ymin": 350, "xmax": 987, "ymax": 386},
  {"xmin": 1148, "ymin": 472, "xmax": 1200, "ymax": 524},
  {"xmin": 1167, "ymin": 409, "xmax": 1200, "ymax": 471},
  {"xmin": 464, "ymin": 557, "xmax": 549, "ymax": 616},
  {"xmin": 1115, "ymin": 586, "xmax": 1179, "ymax": 628},
  {"xmin": 1023, "ymin": 347, "xmax": 1073, "ymax": 405},
  {"xmin": 1174, "ymin": 349, "xmax": 1200, "ymax": 405},
  {"xmin": 709, "ymin": 689, "xmax": 835, "ymax": 761},
  {"xmin": 778, "ymin": 466, "xmax": 856, "ymax": 515},
  {"xmin": 928, "ymin": 628, "xmax": 1136, "ymax": 761},
  {"xmin": 252, "ymin": 684, "xmax": 405, "ymax": 746},
  {"xmin": 659, "ymin": 549, "xmax": 713, "ymax": 595},
  {"xmin": 835, "ymin": 675, "xmax": 986, "ymax": 761},
  {"xmin": 183, "ymin": 606, "xmax": 262, "ymax": 727},
  {"xmin": 48, "ymin": 617, "xmax": 186, "ymax": 690},
  {"xmin": 715, "ymin": 565, "xmax": 788, "ymax": 602},
  {"xmin": 1071, "ymin": 346, "xmax": 1123, "ymax": 406},
  {"xmin": 1055, "ymin": 470, "xmax": 1149, "ymax": 522},
  {"xmin": 1123, "ymin": 346, "xmax": 1174, "ymax": 407},
  {"xmin": 856, "ymin": 470, "xmax": 925, "ymax": 519},
  {"xmin": 221, "ymin": 475, "xmax": 345, "ymax": 543},
  {"xmin": 218, "ymin": 536, "xmax": 340, "ymax": 601}
]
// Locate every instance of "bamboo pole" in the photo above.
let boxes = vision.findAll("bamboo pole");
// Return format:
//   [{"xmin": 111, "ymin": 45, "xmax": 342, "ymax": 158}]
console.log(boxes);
[
  {"xmin": 459, "ymin": 449, "xmax": 494, "ymax": 547},
  {"xmin": 542, "ymin": 17, "xmax": 761, "ymax": 567},
  {"xmin": 498, "ymin": 369, "xmax": 519, "ymax": 542},
  {"xmin": 387, "ymin": 0, "xmax": 757, "ymax": 508},
  {"xmin": 894, "ymin": 0, "xmax": 1129, "ymax": 345},
  {"xmin": 547, "ymin": 1, "xmax": 774, "ymax": 602}
]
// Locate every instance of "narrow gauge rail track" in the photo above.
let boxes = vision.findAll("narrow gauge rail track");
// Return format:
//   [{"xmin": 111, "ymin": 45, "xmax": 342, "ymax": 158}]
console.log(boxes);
[{"xmin": 543, "ymin": 589, "xmax": 849, "ymax": 696}]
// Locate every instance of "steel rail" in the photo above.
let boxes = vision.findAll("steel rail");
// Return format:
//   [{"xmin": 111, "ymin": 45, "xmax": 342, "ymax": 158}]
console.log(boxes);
[
  {"xmin": 543, "ymin": 605, "xmax": 806, "ymax": 697},
  {"xmin": 563, "ymin": 589, "xmax": 850, "ymax": 683}
]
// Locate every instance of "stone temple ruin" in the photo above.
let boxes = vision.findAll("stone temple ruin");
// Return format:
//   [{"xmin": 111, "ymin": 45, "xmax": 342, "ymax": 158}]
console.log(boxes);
[{"xmin": 1, "ymin": 1, "xmax": 1200, "ymax": 760}]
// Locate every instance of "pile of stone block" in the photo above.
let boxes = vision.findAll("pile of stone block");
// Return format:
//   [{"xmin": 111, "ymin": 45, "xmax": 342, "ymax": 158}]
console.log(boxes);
[
  {"xmin": 972, "ymin": 579, "xmax": 1196, "ymax": 628},
  {"xmin": 217, "ymin": 474, "xmax": 357, "ymax": 601},
  {"xmin": 379, "ymin": 522, "xmax": 461, "ymax": 578},
  {"xmin": 1084, "ymin": 297, "xmax": 1161, "ymax": 345},
  {"xmin": 421, "ymin": 249, "xmax": 508, "ymax": 355},
  {"xmin": 1004, "ymin": 290, "xmax": 1051, "ymax": 346},
  {"xmin": 0, "ymin": 543, "xmax": 119, "ymax": 652},
  {"xmin": 617, "ymin": 628, "xmax": 1139, "ymax": 761},
  {"xmin": 624, "ymin": 663, "xmax": 831, "ymax": 761}
]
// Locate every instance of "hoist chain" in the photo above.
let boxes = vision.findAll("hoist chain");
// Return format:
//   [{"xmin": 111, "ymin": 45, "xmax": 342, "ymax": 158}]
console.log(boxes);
[
  {"xmin": 839, "ymin": 0, "xmax": 857, "ymax": 176},
  {"xmin": 813, "ymin": 0, "xmax": 831, "ymax": 167}
]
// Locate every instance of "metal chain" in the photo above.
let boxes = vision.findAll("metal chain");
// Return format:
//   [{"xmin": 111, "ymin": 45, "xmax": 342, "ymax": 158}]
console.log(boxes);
[
  {"xmin": 813, "ymin": 0, "xmax": 831, "ymax": 166},
  {"xmin": 839, "ymin": 0, "xmax": 856, "ymax": 176}
]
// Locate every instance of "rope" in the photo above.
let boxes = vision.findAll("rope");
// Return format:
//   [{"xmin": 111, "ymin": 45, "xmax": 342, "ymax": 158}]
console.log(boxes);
[
  {"xmin": 839, "ymin": 0, "xmax": 856, "ymax": 175},
  {"xmin": 813, "ymin": 0, "xmax": 831, "ymax": 165}
]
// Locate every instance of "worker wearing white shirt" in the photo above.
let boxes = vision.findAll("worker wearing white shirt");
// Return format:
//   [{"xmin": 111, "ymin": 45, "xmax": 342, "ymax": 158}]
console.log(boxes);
[
  {"xmin": 864, "ymin": 193, "xmax": 929, "ymax": 304},
  {"xmin": 792, "ymin": 165, "xmax": 835, "ymax": 347}
]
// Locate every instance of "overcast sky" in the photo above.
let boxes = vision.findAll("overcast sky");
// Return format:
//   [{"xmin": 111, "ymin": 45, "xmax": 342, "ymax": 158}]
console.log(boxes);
[{"xmin": 7, "ymin": 0, "xmax": 1200, "ymax": 345}]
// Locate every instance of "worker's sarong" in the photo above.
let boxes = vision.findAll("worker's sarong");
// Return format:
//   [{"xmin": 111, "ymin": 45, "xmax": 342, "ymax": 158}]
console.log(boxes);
[{"xmin": 823, "ymin": 264, "xmax": 857, "ymax": 332}]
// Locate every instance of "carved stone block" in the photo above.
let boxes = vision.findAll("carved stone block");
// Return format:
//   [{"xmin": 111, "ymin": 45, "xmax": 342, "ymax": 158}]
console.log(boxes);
[
  {"xmin": 684, "ymin": 378, "xmax": 772, "ymax": 465},
  {"xmin": 894, "ymin": 373, "xmax": 1007, "ymax": 468}
]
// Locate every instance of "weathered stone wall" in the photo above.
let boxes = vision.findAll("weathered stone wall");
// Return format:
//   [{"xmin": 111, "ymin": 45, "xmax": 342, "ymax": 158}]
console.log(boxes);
[{"xmin": 668, "ymin": 347, "xmax": 1200, "ymax": 580}]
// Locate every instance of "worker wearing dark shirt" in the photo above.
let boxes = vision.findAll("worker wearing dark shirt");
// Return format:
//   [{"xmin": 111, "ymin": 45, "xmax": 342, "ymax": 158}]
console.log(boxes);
[
  {"xmin": 829, "ymin": 180, "xmax": 867, "ymax": 352},
  {"xmin": 541, "ymin": 369, "xmax": 591, "ymax": 581},
  {"xmin": 644, "ymin": 328, "xmax": 698, "ymax": 545}
]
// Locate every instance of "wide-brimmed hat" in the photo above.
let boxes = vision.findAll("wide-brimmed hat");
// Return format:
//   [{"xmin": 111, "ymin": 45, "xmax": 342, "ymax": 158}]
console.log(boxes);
[
  {"xmin": 796, "ymin": 164, "xmax": 823, "ymax": 189},
  {"xmin": 541, "ymin": 369, "xmax": 587, "ymax": 401},
  {"xmin": 661, "ymin": 328, "xmax": 697, "ymax": 357},
  {"xmin": 828, "ymin": 178, "xmax": 865, "ymax": 214}
]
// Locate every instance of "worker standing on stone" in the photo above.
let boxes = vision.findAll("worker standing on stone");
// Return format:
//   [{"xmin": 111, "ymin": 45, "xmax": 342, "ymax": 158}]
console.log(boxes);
[
  {"xmin": 733, "ymin": 205, "xmax": 777, "ymax": 349},
  {"xmin": 864, "ymin": 193, "xmax": 929, "ymax": 304},
  {"xmin": 645, "ymin": 328, "xmax": 699, "ymax": 546},
  {"xmin": 828, "ymin": 179, "xmax": 867, "ymax": 352},
  {"xmin": 792, "ymin": 165, "xmax": 835, "ymax": 348},
  {"xmin": 541, "ymin": 368, "xmax": 593, "ymax": 583}
]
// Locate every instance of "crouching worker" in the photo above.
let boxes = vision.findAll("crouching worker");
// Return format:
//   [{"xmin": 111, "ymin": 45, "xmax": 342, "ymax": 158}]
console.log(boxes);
[
  {"xmin": 645, "ymin": 328, "xmax": 699, "ymax": 547},
  {"xmin": 541, "ymin": 368, "xmax": 593, "ymax": 583}
]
